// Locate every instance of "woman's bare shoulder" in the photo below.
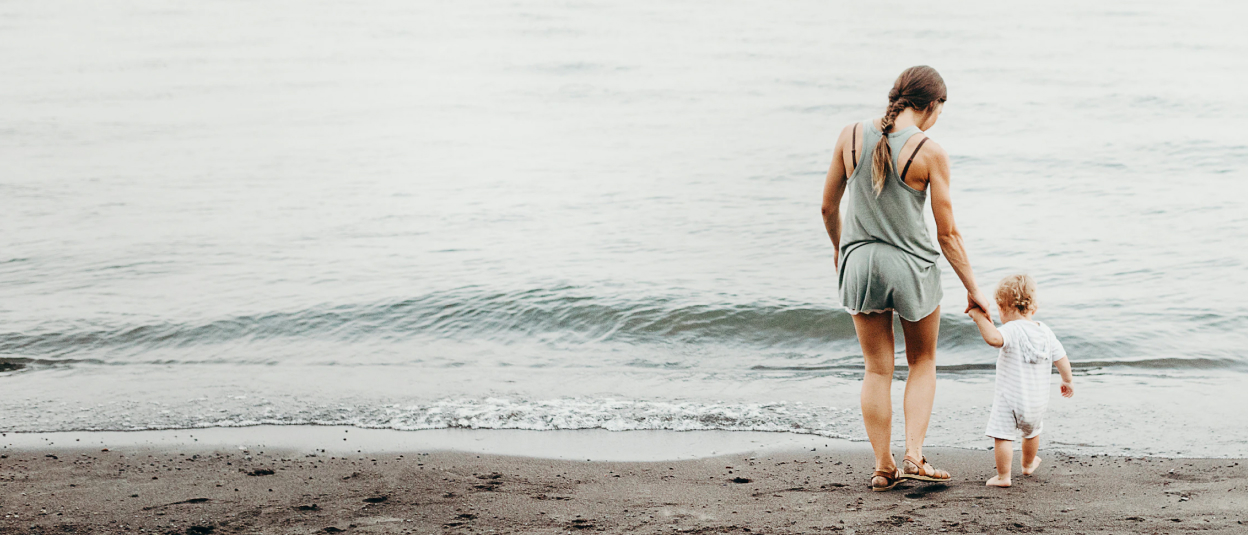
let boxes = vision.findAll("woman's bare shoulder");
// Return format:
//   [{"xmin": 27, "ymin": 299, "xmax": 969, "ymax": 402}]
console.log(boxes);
[
  {"xmin": 836, "ymin": 122, "xmax": 858, "ymax": 141},
  {"xmin": 832, "ymin": 122, "xmax": 861, "ymax": 154},
  {"xmin": 915, "ymin": 135, "xmax": 950, "ymax": 171},
  {"xmin": 917, "ymin": 135, "xmax": 948, "ymax": 159}
]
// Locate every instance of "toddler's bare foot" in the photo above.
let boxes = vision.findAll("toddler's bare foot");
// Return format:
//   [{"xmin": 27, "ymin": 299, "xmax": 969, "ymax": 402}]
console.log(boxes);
[
  {"xmin": 1022, "ymin": 456, "xmax": 1042, "ymax": 475},
  {"xmin": 986, "ymin": 475, "xmax": 1011, "ymax": 487}
]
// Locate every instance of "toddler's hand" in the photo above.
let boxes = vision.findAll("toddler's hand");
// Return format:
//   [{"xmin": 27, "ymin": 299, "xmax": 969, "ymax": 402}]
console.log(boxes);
[
  {"xmin": 1061, "ymin": 381, "xmax": 1074, "ymax": 398},
  {"xmin": 967, "ymin": 306, "xmax": 987, "ymax": 321}
]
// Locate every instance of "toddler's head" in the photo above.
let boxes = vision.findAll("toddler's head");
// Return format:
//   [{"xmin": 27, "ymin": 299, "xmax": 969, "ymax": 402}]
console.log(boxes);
[{"xmin": 995, "ymin": 274, "xmax": 1038, "ymax": 316}]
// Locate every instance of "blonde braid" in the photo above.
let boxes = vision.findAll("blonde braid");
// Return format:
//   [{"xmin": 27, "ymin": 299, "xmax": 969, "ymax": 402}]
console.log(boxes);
[{"xmin": 871, "ymin": 98, "xmax": 908, "ymax": 195}]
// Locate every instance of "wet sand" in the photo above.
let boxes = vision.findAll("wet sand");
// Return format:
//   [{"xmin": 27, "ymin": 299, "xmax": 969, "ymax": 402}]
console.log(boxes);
[{"xmin": 2, "ymin": 435, "xmax": 1246, "ymax": 535}]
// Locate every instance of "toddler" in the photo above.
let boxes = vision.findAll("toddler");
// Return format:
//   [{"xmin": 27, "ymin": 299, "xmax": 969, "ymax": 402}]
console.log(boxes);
[{"xmin": 967, "ymin": 274, "xmax": 1074, "ymax": 487}]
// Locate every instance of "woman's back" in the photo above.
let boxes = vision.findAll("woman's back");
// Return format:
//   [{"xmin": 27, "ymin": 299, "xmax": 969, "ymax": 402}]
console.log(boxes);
[{"xmin": 838, "ymin": 120, "xmax": 941, "ymax": 269}]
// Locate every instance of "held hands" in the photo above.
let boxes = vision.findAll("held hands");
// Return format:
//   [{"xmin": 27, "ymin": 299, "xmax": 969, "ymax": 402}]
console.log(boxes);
[
  {"xmin": 965, "ymin": 290, "xmax": 993, "ymax": 316},
  {"xmin": 967, "ymin": 305, "xmax": 989, "ymax": 322},
  {"xmin": 1061, "ymin": 381, "xmax": 1075, "ymax": 398}
]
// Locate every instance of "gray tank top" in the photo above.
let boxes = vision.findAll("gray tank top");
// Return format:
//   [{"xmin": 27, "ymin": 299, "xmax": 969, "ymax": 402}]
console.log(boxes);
[{"xmin": 838, "ymin": 121, "xmax": 942, "ymax": 267}]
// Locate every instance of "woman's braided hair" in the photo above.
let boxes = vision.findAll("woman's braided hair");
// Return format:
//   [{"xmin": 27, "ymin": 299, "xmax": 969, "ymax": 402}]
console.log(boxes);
[
  {"xmin": 995, "ymin": 274, "xmax": 1038, "ymax": 314},
  {"xmin": 871, "ymin": 66, "xmax": 948, "ymax": 195}
]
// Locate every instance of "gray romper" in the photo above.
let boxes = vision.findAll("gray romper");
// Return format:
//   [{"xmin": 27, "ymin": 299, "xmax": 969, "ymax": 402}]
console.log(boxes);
[{"xmin": 837, "ymin": 121, "xmax": 943, "ymax": 321}]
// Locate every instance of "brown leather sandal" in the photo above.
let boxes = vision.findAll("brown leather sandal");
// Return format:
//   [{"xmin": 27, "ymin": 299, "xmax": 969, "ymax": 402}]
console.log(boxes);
[
  {"xmin": 901, "ymin": 456, "xmax": 951, "ymax": 482},
  {"xmin": 870, "ymin": 468, "xmax": 903, "ymax": 492}
]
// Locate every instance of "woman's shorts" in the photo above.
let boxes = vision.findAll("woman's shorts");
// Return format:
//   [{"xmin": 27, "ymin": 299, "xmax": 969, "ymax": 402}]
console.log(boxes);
[{"xmin": 838, "ymin": 241, "xmax": 942, "ymax": 322}]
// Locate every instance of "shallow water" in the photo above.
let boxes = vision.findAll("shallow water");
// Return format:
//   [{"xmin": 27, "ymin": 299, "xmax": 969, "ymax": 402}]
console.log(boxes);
[{"xmin": 2, "ymin": 0, "xmax": 1247, "ymax": 457}]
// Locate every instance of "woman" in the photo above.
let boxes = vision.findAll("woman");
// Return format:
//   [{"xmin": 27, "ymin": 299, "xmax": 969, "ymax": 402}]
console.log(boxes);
[{"xmin": 821, "ymin": 66, "xmax": 992, "ymax": 491}]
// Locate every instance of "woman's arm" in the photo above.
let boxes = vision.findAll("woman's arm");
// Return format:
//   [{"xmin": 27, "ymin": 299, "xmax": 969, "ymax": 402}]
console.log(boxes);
[
  {"xmin": 967, "ymin": 307, "xmax": 1004, "ymax": 347},
  {"xmin": 924, "ymin": 143, "xmax": 992, "ymax": 313},
  {"xmin": 821, "ymin": 124, "xmax": 854, "ymax": 267}
]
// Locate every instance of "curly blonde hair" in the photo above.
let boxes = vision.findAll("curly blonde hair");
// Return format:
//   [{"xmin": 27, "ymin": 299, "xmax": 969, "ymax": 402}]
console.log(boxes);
[{"xmin": 995, "ymin": 274, "xmax": 1038, "ymax": 314}]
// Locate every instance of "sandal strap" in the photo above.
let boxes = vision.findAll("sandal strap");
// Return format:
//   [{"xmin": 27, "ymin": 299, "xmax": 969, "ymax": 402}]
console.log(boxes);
[
  {"xmin": 903, "ymin": 456, "xmax": 947, "ymax": 477},
  {"xmin": 921, "ymin": 457, "xmax": 949, "ymax": 477},
  {"xmin": 873, "ymin": 470, "xmax": 895, "ymax": 479}
]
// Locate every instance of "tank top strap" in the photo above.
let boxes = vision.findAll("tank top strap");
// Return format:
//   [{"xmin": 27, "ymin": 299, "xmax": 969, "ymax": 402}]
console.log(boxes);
[
  {"xmin": 886, "ymin": 126, "xmax": 923, "ymax": 169},
  {"xmin": 865, "ymin": 123, "xmax": 924, "ymax": 169}
]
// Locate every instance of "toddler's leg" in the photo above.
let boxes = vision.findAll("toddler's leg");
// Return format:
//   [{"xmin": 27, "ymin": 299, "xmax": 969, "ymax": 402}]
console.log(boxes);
[
  {"xmin": 986, "ymin": 439, "xmax": 1012, "ymax": 487},
  {"xmin": 1021, "ymin": 435, "xmax": 1041, "ymax": 475}
]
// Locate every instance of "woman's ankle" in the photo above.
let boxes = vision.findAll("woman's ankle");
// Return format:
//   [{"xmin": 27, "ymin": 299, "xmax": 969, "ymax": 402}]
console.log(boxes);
[{"xmin": 875, "ymin": 454, "xmax": 897, "ymax": 472}]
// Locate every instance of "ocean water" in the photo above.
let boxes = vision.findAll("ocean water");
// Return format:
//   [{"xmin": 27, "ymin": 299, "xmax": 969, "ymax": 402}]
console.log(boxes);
[{"xmin": 3, "ymin": 1, "xmax": 1247, "ymax": 457}]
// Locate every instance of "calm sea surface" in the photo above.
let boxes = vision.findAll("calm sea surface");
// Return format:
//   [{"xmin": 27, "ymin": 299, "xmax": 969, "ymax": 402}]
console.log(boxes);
[{"xmin": 3, "ymin": 1, "xmax": 1247, "ymax": 456}]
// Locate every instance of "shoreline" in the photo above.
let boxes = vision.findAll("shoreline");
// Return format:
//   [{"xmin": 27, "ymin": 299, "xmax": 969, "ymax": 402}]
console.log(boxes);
[
  {"xmin": 1, "ymin": 428, "xmax": 1245, "ymax": 534},
  {"xmin": 8, "ymin": 372, "xmax": 1246, "ymax": 459},
  {"xmin": 5, "ymin": 424, "xmax": 1242, "ymax": 461},
  {"xmin": 1, "ymin": 427, "xmax": 860, "ymax": 462}
]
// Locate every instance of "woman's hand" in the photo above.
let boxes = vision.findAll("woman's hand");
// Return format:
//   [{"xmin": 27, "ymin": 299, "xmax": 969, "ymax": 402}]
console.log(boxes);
[
  {"xmin": 1060, "ymin": 381, "xmax": 1075, "ymax": 398},
  {"xmin": 965, "ymin": 290, "xmax": 993, "ymax": 315},
  {"xmin": 967, "ymin": 306, "xmax": 987, "ymax": 322}
]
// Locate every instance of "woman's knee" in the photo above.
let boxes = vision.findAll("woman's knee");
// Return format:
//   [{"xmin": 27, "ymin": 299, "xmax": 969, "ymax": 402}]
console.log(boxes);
[
  {"xmin": 863, "ymin": 360, "xmax": 896, "ymax": 378},
  {"xmin": 904, "ymin": 349, "xmax": 937, "ymax": 368}
]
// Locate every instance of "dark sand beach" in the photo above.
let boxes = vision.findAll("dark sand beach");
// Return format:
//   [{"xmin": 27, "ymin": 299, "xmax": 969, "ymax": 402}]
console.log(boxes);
[{"xmin": 2, "ymin": 437, "xmax": 1245, "ymax": 534}]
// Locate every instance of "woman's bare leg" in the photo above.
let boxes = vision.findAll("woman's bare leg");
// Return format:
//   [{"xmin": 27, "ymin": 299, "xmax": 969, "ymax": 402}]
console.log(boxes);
[
  {"xmin": 852, "ymin": 311, "xmax": 898, "ymax": 476},
  {"xmin": 899, "ymin": 307, "xmax": 940, "ymax": 463}
]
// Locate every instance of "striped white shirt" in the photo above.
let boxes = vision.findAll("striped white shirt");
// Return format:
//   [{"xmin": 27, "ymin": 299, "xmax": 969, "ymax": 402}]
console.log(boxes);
[{"xmin": 985, "ymin": 320, "xmax": 1067, "ymax": 440}]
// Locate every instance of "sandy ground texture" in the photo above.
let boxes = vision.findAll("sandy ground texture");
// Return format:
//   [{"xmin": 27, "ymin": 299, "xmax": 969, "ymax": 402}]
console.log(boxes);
[{"xmin": 1, "ymin": 444, "xmax": 1245, "ymax": 534}]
